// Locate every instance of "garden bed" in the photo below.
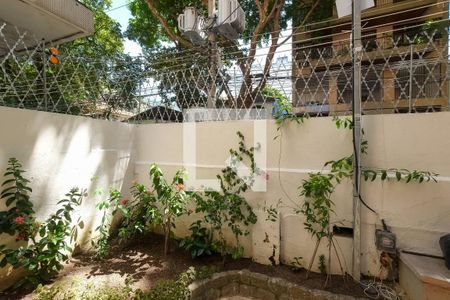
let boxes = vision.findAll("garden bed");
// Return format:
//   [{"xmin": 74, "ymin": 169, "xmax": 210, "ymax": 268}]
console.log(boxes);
[{"xmin": 1, "ymin": 233, "xmax": 366, "ymax": 299}]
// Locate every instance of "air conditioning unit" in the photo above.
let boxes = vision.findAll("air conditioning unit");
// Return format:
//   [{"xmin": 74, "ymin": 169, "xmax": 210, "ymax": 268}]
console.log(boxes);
[
  {"xmin": 178, "ymin": 7, "xmax": 205, "ymax": 45},
  {"xmin": 217, "ymin": 0, "xmax": 245, "ymax": 40}
]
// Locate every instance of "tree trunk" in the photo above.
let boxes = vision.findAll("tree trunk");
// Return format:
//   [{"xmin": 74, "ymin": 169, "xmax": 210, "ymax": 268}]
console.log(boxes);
[{"xmin": 164, "ymin": 216, "xmax": 171, "ymax": 255}]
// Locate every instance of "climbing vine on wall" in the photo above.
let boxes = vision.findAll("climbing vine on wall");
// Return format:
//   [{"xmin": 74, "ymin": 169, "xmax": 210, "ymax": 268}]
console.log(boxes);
[
  {"xmin": 187, "ymin": 131, "xmax": 259, "ymax": 262},
  {"xmin": 295, "ymin": 117, "xmax": 437, "ymax": 285}
]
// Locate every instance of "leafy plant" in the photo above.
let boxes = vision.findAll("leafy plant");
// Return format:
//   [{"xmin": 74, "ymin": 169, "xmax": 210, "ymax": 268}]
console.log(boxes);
[
  {"xmin": 33, "ymin": 277, "xmax": 135, "ymax": 300},
  {"xmin": 92, "ymin": 188, "xmax": 121, "ymax": 259},
  {"xmin": 192, "ymin": 132, "xmax": 258, "ymax": 263},
  {"xmin": 0, "ymin": 188, "xmax": 84, "ymax": 286},
  {"xmin": 265, "ymin": 203, "xmax": 279, "ymax": 222},
  {"xmin": 262, "ymin": 85, "xmax": 292, "ymax": 121},
  {"xmin": 318, "ymin": 254, "xmax": 327, "ymax": 275},
  {"xmin": 361, "ymin": 168, "xmax": 437, "ymax": 183},
  {"xmin": 148, "ymin": 164, "xmax": 188, "ymax": 255},
  {"xmin": 0, "ymin": 158, "xmax": 35, "ymax": 238},
  {"xmin": 115, "ymin": 182, "xmax": 159, "ymax": 240},
  {"xmin": 300, "ymin": 173, "xmax": 334, "ymax": 240},
  {"xmin": 179, "ymin": 220, "xmax": 214, "ymax": 258},
  {"xmin": 291, "ymin": 256, "xmax": 303, "ymax": 272},
  {"xmin": 113, "ymin": 165, "xmax": 188, "ymax": 255},
  {"xmin": 137, "ymin": 279, "xmax": 185, "ymax": 300},
  {"xmin": 294, "ymin": 117, "xmax": 438, "ymax": 284},
  {"xmin": 136, "ymin": 266, "xmax": 216, "ymax": 300}
]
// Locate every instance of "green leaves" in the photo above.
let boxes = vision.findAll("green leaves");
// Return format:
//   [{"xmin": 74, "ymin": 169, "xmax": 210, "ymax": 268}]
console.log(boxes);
[
  {"xmin": 0, "ymin": 170, "xmax": 84, "ymax": 288},
  {"xmin": 179, "ymin": 220, "xmax": 215, "ymax": 258},
  {"xmin": 299, "ymin": 173, "xmax": 335, "ymax": 240},
  {"xmin": 0, "ymin": 158, "xmax": 35, "ymax": 238},
  {"xmin": 191, "ymin": 132, "xmax": 258, "ymax": 260},
  {"xmin": 92, "ymin": 187, "xmax": 122, "ymax": 259},
  {"xmin": 361, "ymin": 168, "xmax": 438, "ymax": 183},
  {"xmin": 297, "ymin": 118, "xmax": 438, "ymax": 246},
  {"xmin": 333, "ymin": 117, "xmax": 353, "ymax": 130}
]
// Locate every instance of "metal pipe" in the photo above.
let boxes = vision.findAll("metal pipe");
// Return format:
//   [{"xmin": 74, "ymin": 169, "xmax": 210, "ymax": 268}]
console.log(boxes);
[
  {"xmin": 352, "ymin": 0, "xmax": 362, "ymax": 282},
  {"xmin": 409, "ymin": 43, "xmax": 413, "ymax": 113}
]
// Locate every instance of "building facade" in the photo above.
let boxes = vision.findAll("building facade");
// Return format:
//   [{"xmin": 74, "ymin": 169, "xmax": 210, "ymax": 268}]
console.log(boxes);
[{"xmin": 292, "ymin": 0, "xmax": 449, "ymax": 115}]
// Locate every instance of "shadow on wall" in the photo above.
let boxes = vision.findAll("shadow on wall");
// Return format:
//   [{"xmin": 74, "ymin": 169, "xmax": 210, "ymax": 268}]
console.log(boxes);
[{"xmin": 0, "ymin": 107, "xmax": 136, "ymax": 291}]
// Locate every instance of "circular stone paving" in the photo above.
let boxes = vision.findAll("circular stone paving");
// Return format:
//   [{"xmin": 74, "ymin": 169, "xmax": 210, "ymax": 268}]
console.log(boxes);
[
  {"xmin": 219, "ymin": 297, "xmax": 253, "ymax": 300},
  {"xmin": 188, "ymin": 270, "xmax": 367, "ymax": 300}
]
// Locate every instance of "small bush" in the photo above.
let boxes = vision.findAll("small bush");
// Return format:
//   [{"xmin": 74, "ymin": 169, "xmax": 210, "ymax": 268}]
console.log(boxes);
[
  {"xmin": 136, "ymin": 279, "xmax": 185, "ymax": 300},
  {"xmin": 0, "ymin": 158, "xmax": 84, "ymax": 287}
]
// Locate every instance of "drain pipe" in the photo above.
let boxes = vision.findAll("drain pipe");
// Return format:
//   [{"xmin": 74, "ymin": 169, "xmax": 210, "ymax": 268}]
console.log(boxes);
[{"xmin": 352, "ymin": 0, "xmax": 362, "ymax": 282}]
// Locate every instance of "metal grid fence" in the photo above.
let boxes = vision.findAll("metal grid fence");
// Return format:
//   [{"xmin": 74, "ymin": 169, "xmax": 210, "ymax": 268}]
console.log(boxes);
[{"xmin": 1, "ymin": 19, "xmax": 449, "ymax": 123}]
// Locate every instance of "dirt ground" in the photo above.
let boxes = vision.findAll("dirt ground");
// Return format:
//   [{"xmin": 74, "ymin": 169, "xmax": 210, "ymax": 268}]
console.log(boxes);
[{"xmin": 0, "ymin": 233, "xmax": 366, "ymax": 299}]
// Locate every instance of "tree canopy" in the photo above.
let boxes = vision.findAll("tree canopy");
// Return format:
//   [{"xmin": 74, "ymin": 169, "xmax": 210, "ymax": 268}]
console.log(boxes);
[
  {"xmin": 63, "ymin": 0, "xmax": 125, "ymax": 58},
  {"xmin": 125, "ymin": 0, "xmax": 330, "ymax": 109},
  {"xmin": 0, "ymin": 0, "xmax": 142, "ymax": 119}
]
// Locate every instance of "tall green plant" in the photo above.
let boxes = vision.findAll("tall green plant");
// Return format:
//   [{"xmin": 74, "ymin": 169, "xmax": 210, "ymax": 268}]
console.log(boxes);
[
  {"xmin": 92, "ymin": 188, "xmax": 121, "ymax": 259},
  {"xmin": 111, "ymin": 165, "xmax": 188, "ymax": 255},
  {"xmin": 148, "ymin": 164, "xmax": 188, "ymax": 255},
  {"xmin": 191, "ymin": 132, "xmax": 258, "ymax": 262}
]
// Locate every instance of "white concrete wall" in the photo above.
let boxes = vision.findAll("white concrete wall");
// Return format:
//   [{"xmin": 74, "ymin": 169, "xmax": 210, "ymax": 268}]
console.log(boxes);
[
  {"xmin": 0, "ymin": 107, "xmax": 135, "ymax": 290},
  {"xmin": 133, "ymin": 112, "xmax": 450, "ymax": 277},
  {"xmin": 1, "ymin": 106, "xmax": 449, "ymax": 289}
]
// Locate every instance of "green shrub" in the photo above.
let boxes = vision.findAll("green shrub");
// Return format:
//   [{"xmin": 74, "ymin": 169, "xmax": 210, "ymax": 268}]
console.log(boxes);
[
  {"xmin": 114, "ymin": 165, "xmax": 189, "ymax": 255},
  {"xmin": 179, "ymin": 220, "xmax": 215, "ymax": 258},
  {"xmin": 137, "ymin": 279, "xmax": 185, "ymax": 300},
  {"xmin": 33, "ymin": 279, "xmax": 134, "ymax": 300},
  {"xmin": 92, "ymin": 188, "xmax": 121, "ymax": 259},
  {"xmin": 0, "ymin": 158, "xmax": 84, "ymax": 287}
]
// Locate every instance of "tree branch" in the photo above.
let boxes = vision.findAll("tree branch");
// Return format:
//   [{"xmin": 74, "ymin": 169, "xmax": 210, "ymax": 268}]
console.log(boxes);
[
  {"xmin": 256, "ymin": 1, "xmax": 264, "ymax": 18},
  {"xmin": 236, "ymin": 0, "xmax": 281, "ymax": 107},
  {"xmin": 278, "ymin": 0, "xmax": 320, "ymax": 48},
  {"xmin": 145, "ymin": 0, "xmax": 194, "ymax": 49},
  {"xmin": 252, "ymin": 0, "xmax": 284, "ymax": 102}
]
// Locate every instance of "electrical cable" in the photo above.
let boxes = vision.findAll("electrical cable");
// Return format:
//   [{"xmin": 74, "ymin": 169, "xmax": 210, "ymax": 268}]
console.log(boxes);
[
  {"xmin": 89, "ymin": 1, "xmax": 450, "ymax": 67},
  {"xmin": 105, "ymin": 2, "xmax": 128, "ymax": 13},
  {"xmin": 162, "ymin": 0, "xmax": 450, "ymax": 60},
  {"xmin": 350, "ymin": 6, "xmax": 379, "ymax": 217},
  {"xmin": 18, "ymin": 12, "xmax": 445, "ymax": 72}
]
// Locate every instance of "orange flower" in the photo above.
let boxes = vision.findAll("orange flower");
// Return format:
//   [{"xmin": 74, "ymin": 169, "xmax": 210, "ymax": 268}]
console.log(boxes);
[
  {"xmin": 120, "ymin": 198, "xmax": 129, "ymax": 205},
  {"xmin": 175, "ymin": 183, "xmax": 185, "ymax": 191},
  {"xmin": 14, "ymin": 216, "xmax": 25, "ymax": 225}
]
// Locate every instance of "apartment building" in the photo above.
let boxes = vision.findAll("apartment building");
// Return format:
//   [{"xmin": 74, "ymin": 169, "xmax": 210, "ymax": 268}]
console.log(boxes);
[{"xmin": 292, "ymin": 0, "xmax": 449, "ymax": 115}]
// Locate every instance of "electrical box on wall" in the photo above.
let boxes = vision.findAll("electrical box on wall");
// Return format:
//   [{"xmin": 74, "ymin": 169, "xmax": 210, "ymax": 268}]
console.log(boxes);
[
  {"xmin": 375, "ymin": 229, "xmax": 396, "ymax": 253},
  {"xmin": 216, "ymin": 0, "xmax": 245, "ymax": 40},
  {"xmin": 177, "ymin": 7, "xmax": 206, "ymax": 45}
]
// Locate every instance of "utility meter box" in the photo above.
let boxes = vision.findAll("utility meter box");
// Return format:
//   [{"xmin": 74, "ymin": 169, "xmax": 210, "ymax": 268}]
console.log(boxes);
[
  {"xmin": 375, "ymin": 229, "xmax": 396, "ymax": 254},
  {"xmin": 178, "ymin": 7, "xmax": 205, "ymax": 45},
  {"xmin": 217, "ymin": 0, "xmax": 245, "ymax": 40}
]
